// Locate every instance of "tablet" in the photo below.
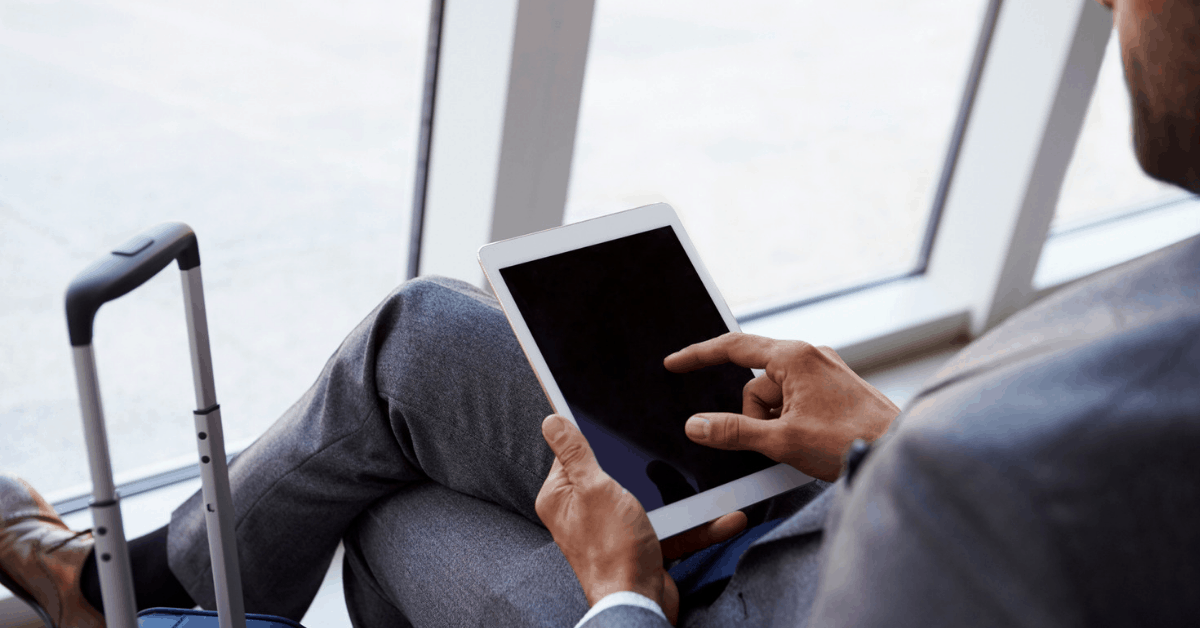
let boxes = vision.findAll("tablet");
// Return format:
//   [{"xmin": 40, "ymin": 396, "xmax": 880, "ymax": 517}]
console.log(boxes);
[{"xmin": 479, "ymin": 203, "xmax": 812, "ymax": 539}]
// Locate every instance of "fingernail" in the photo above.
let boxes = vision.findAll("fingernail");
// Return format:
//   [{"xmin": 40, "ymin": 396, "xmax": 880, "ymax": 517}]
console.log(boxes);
[{"xmin": 686, "ymin": 416, "xmax": 710, "ymax": 439}]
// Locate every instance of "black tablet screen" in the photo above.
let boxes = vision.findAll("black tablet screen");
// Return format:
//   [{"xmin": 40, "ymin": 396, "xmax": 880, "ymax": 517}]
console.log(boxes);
[{"xmin": 500, "ymin": 226, "xmax": 775, "ymax": 512}]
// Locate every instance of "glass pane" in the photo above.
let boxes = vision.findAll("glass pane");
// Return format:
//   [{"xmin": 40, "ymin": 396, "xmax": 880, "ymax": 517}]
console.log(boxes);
[
  {"xmin": 566, "ymin": 0, "xmax": 990, "ymax": 312},
  {"xmin": 1053, "ymin": 30, "xmax": 1184, "ymax": 232},
  {"xmin": 0, "ymin": 0, "xmax": 427, "ymax": 498}
]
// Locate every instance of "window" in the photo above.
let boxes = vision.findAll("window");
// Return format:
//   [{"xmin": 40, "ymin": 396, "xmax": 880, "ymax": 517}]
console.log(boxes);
[
  {"xmin": 10, "ymin": 0, "xmax": 1194, "ymax": 504},
  {"xmin": 419, "ymin": 0, "xmax": 1138, "ymax": 361},
  {"xmin": 0, "ymin": 0, "xmax": 428, "ymax": 499},
  {"xmin": 565, "ymin": 0, "xmax": 991, "ymax": 313}
]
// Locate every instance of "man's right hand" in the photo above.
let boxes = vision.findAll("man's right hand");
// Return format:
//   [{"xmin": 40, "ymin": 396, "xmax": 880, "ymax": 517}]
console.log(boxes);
[{"xmin": 664, "ymin": 333, "xmax": 901, "ymax": 482}]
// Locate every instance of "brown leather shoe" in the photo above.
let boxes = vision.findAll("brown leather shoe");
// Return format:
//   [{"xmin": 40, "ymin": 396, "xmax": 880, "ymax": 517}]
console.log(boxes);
[{"xmin": 0, "ymin": 475, "xmax": 105, "ymax": 628}]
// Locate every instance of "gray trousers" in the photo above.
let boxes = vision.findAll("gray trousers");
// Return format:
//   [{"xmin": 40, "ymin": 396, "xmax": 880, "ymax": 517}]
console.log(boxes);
[{"xmin": 167, "ymin": 277, "xmax": 591, "ymax": 627}]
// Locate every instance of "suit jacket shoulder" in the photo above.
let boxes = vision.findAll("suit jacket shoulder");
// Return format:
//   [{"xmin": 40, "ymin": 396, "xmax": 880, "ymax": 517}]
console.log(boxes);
[
  {"xmin": 586, "ymin": 235, "xmax": 1200, "ymax": 628},
  {"xmin": 804, "ymin": 235, "xmax": 1200, "ymax": 627}
]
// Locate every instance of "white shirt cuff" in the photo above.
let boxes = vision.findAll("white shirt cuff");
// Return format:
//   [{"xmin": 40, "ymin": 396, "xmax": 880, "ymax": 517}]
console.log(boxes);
[{"xmin": 574, "ymin": 591, "xmax": 667, "ymax": 627}]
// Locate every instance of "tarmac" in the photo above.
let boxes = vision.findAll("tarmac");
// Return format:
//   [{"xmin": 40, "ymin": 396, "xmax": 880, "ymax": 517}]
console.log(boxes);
[{"xmin": 1, "ymin": 0, "xmax": 427, "ymax": 497}]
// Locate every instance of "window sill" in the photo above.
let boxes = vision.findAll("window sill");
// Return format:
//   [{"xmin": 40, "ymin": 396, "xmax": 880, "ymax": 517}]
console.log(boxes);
[
  {"xmin": 1034, "ymin": 196, "xmax": 1200, "ymax": 295},
  {"xmin": 740, "ymin": 275, "xmax": 970, "ymax": 371}
]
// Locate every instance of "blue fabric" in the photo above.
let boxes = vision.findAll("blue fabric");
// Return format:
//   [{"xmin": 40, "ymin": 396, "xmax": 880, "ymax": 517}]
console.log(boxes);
[
  {"xmin": 138, "ymin": 608, "xmax": 304, "ymax": 628},
  {"xmin": 669, "ymin": 517, "xmax": 785, "ymax": 601}
]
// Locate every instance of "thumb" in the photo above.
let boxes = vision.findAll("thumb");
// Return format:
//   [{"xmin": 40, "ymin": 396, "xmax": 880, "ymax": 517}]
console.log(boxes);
[
  {"xmin": 541, "ymin": 414, "xmax": 600, "ymax": 479},
  {"xmin": 685, "ymin": 412, "xmax": 778, "ymax": 455}
]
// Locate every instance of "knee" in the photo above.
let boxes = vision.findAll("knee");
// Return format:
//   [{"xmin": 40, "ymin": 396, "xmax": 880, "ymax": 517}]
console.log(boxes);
[
  {"xmin": 378, "ymin": 277, "xmax": 464, "ymax": 342},
  {"xmin": 392, "ymin": 275, "xmax": 474, "ymax": 301},
  {"xmin": 379, "ymin": 276, "xmax": 491, "ymax": 323},
  {"xmin": 371, "ymin": 275, "xmax": 506, "ymax": 382}
]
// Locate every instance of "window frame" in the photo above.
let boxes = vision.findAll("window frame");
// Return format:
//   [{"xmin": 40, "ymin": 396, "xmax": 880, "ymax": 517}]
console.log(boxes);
[
  {"xmin": 45, "ymin": 0, "xmax": 1199, "ymax": 513},
  {"xmin": 411, "ymin": 0, "xmax": 1182, "ymax": 372}
]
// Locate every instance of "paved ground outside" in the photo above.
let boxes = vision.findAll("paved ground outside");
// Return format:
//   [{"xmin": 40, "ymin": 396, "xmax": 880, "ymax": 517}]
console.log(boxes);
[{"xmin": 1, "ymin": 0, "xmax": 428, "ymax": 497}]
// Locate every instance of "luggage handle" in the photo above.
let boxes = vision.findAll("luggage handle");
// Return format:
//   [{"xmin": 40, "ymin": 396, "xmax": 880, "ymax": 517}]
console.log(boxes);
[
  {"xmin": 66, "ymin": 222, "xmax": 201, "ymax": 347},
  {"xmin": 65, "ymin": 223, "xmax": 246, "ymax": 628}
]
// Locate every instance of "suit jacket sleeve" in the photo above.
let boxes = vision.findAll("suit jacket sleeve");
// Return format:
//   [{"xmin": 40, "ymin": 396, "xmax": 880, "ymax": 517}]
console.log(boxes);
[{"xmin": 804, "ymin": 416, "xmax": 1082, "ymax": 628}]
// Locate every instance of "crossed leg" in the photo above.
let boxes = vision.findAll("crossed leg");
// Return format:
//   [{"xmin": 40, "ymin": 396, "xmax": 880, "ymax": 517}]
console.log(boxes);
[
  {"xmin": 342, "ymin": 483, "xmax": 587, "ymax": 627},
  {"xmin": 166, "ymin": 277, "xmax": 587, "ymax": 624}
]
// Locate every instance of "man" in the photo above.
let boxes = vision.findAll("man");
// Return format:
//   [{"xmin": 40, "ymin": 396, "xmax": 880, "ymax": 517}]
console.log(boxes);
[{"xmin": 2, "ymin": 0, "xmax": 1198, "ymax": 625}]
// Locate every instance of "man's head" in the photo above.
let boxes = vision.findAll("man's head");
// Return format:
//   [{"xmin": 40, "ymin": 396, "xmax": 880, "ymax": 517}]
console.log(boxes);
[{"xmin": 1099, "ymin": 0, "xmax": 1200, "ymax": 192}]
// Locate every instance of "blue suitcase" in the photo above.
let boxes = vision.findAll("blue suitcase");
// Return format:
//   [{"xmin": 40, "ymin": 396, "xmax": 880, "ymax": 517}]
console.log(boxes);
[
  {"xmin": 138, "ymin": 609, "xmax": 303, "ymax": 628},
  {"xmin": 56, "ymin": 223, "xmax": 303, "ymax": 628}
]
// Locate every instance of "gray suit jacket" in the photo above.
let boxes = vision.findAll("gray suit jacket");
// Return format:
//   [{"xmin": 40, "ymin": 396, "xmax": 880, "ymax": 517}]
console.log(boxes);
[{"xmin": 586, "ymin": 234, "xmax": 1200, "ymax": 627}]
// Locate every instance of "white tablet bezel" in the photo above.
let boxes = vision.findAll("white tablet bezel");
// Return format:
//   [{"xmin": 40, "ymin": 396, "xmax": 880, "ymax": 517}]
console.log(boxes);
[{"xmin": 479, "ymin": 203, "xmax": 812, "ymax": 539}]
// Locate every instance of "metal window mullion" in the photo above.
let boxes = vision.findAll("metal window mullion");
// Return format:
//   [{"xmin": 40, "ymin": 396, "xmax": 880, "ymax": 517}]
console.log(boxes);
[
  {"xmin": 925, "ymin": 0, "xmax": 1111, "ymax": 335},
  {"xmin": 415, "ymin": 0, "xmax": 595, "ymax": 284},
  {"xmin": 407, "ymin": 0, "xmax": 447, "ymax": 281},
  {"xmin": 914, "ymin": 0, "xmax": 1004, "ymax": 273}
]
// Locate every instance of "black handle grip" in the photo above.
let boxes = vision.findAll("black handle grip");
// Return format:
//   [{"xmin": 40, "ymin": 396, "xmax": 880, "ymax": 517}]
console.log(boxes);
[{"xmin": 65, "ymin": 222, "xmax": 201, "ymax": 346}]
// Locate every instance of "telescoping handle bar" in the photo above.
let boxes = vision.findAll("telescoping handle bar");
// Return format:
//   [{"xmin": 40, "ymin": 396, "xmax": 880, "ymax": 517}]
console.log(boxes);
[{"xmin": 65, "ymin": 223, "xmax": 246, "ymax": 628}]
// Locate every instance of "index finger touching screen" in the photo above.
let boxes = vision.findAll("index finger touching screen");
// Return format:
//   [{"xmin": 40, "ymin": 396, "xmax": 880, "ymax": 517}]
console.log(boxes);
[{"xmin": 500, "ymin": 226, "xmax": 775, "ymax": 511}]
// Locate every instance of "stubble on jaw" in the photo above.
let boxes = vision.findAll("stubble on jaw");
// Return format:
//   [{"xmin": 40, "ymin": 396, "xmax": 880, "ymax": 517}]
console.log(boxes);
[{"xmin": 1117, "ymin": 0, "xmax": 1200, "ymax": 192}]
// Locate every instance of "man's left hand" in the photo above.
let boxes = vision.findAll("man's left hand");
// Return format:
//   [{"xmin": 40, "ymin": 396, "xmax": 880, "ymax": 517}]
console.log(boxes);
[{"xmin": 536, "ymin": 414, "xmax": 746, "ymax": 625}]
